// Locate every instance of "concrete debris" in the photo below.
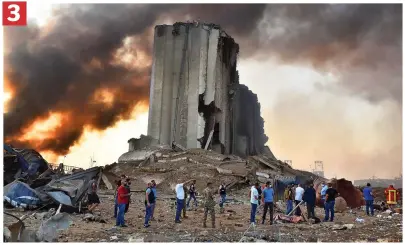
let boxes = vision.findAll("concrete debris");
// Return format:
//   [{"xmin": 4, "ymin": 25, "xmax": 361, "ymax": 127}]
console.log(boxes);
[
  {"xmin": 3, "ymin": 21, "xmax": 402, "ymax": 243},
  {"xmin": 332, "ymin": 224, "xmax": 355, "ymax": 230},
  {"xmin": 334, "ymin": 196, "xmax": 348, "ymax": 212},
  {"xmin": 36, "ymin": 213, "xmax": 73, "ymax": 242},
  {"xmin": 33, "ymin": 209, "xmax": 56, "ymax": 220},
  {"xmin": 83, "ymin": 213, "xmax": 106, "ymax": 223}
]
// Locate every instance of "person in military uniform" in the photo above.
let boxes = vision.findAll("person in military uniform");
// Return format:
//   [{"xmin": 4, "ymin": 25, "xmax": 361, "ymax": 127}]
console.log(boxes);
[
  {"xmin": 182, "ymin": 185, "xmax": 188, "ymax": 218},
  {"xmin": 203, "ymin": 182, "xmax": 216, "ymax": 228}
]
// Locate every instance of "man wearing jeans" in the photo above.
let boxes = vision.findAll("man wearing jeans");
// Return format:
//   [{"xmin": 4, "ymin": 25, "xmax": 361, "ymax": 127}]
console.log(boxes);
[
  {"xmin": 144, "ymin": 182, "xmax": 155, "ymax": 228},
  {"xmin": 250, "ymin": 183, "xmax": 259, "ymax": 225},
  {"xmin": 150, "ymin": 180, "xmax": 157, "ymax": 221},
  {"xmin": 261, "ymin": 181, "xmax": 274, "ymax": 225},
  {"xmin": 284, "ymin": 185, "xmax": 293, "ymax": 215},
  {"xmin": 324, "ymin": 183, "xmax": 338, "ymax": 222},
  {"xmin": 363, "ymin": 183, "xmax": 374, "ymax": 216},
  {"xmin": 114, "ymin": 175, "xmax": 126, "ymax": 218},
  {"xmin": 116, "ymin": 179, "xmax": 131, "ymax": 227},
  {"xmin": 187, "ymin": 180, "xmax": 198, "ymax": 209},
  {"xmin": 218, "ymin": 183, "xmax": 227, "ymax": 213},
  {"xmin": 175, "ymin": 179, "xmax": 195, "ymax": 223}
]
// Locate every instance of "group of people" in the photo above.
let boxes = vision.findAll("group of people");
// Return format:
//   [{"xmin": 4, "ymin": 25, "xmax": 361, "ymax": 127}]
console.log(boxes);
[
  {"xmin": 88, "ymin": 174, "xmax": 401, "ymax": 230},
  {"xmin": 173, "ymin": 179, "xmax": 228, "ymax": 228},
  {"xmin": 249, "ymin": 182, "xmax": 275, "ymax": 225},
  {"xmin": 113, "ymin": 175, "xmax": 157, "ymax": 228},
  {"xmin": 281, "ymin": 182, "xmax": 338, "ymax": 222},
  {"xmin": 362, "ymin": 183, "xmax": 401, "ymax": 216}
]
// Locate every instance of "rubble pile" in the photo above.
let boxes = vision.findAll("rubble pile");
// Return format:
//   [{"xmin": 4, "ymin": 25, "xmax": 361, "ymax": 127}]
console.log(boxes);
[{"xmin": 4, "ymin": 140, "xmax": 402, "ymax": 242}]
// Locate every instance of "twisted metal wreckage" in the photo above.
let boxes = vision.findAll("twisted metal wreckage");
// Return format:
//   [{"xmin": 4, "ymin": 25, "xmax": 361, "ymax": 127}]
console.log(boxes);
[{"xmin": 4, "ymin": 144, "xmax": 103, "ymax": 210}]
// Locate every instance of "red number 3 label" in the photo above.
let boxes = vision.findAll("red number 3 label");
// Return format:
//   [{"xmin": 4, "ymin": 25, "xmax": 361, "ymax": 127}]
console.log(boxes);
[{"xmin": 3, "ymin": 1, "xmax": 27, "ymax": 26}]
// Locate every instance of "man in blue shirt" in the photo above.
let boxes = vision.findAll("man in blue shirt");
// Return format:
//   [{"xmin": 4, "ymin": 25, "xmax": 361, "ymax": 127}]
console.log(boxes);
[
  {"xmin": 261, "ymin": 181, "xmax": 274, "ymax": 225},
  {"xmin": 320, "ymin": 182, "xmax": 328, "ymax": 209},
  {"xmin": 363, "ymin": 183, "xmax": 374, "ymax": 216},
  {"xmin": 303, "ymin": 183, "xmax": 317, "ymax": 219}
]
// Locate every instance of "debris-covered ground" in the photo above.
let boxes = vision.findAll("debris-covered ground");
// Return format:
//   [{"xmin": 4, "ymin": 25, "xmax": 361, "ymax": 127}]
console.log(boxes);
[
  {"xmin": 3, "ymin": 142, "xmax": 402, "ymax": 243},
  {"xmin": 5, "ymin": 188, "xmax": 402, "ymax": 243}
]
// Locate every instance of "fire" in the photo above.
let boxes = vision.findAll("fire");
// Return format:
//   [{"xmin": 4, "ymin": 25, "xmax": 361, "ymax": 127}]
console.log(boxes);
[
  {"xmin": 93, "ymin": 88, "xmax": 115, "ymax": 106},
  {"xmin": 112, "ymin": 36, "xmax": 152, "ymax": 70},
  {"xmin": 4, "ymin": 79, "xmax": 14, "ymax": 113},
  {"xmin": 40, "ymin": 150, "xmax": 61, "ymax": 164},
  {"xmin": 21, "ymin": 112, "xmax": 65, "ymax": 141},
  {"xmin": 4, "ymin": 92, "xmax": 12, "ymax": 113}
]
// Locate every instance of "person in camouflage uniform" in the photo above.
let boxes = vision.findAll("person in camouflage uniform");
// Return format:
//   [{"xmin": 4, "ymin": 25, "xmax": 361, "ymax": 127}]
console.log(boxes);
[
  {"xmin": 182, "ymin": 185, "xmax": 188, "ymax": 218},
  {"xmin": 203, "ymin": 182, "xmax": 216, "ymax": 228}
]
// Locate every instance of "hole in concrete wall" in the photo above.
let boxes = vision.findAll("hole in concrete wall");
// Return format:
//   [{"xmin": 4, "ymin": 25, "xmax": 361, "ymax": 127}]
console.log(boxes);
[
  {"xmin": 211, "ymin": 121, "xmax": 225, "ymax": 154},
  {"xmin": 198, "ymin": 94, "xmax": 216, "ymax": 148}
]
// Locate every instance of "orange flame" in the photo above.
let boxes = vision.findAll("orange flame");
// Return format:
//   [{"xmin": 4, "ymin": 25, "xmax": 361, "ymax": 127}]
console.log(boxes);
[
  {"xmin": 20, "ymin": 112, "xmax": 65, "ymax": 141},
  {"xmin": 4, "ymin": 79, "xmax": 14, "ymax": 113}
]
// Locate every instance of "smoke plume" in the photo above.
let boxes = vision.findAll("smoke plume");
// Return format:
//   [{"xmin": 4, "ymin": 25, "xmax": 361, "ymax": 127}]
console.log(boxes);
[{"xmin": 4, "ymin": 4, "xmax": 401, "ymax": 161}]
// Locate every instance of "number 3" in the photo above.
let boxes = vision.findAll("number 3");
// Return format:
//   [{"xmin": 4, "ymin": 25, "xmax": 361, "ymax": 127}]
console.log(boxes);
[{"xmin": 7, "ymin": 4, "xmax": 20, "ymax": 22}]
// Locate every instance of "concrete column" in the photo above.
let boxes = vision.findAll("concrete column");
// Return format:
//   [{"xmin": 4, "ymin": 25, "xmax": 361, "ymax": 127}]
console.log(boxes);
[
  {"xmin": 186, "ymin": 26, "xmax": 202, "ymax": 148},
  {"xmin": 147, "ymin": 26, "xmax": 167, "ymax": 141},
  {"xmin": 178, "ymin": 25, "xmax": 191, "ymax": 148},
  {"xmin": 204, "ymin": 29, "xmax": 220, "ymax": 105},
  {"xmin": 159, "ymin": 25, "xmax": 174, "ymax": 145}
]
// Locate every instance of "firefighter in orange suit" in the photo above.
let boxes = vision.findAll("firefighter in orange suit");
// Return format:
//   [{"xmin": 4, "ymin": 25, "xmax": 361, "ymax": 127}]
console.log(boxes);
[{"xmin": 385, "ymin": 185, "xmax": 400, "ymax": 210}]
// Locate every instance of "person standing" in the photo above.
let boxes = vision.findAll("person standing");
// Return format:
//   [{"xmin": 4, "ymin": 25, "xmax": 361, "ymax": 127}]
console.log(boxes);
[
  {"xmin": 324, "ymin": 183, "xmax": 338, "ymax": 222},
  {"xmin": 114, "ymin": 175, "xmax": 127, "ymax": 218},
  {"xmin": 175, "ymin": 179, "xmax": 195, "ymax": 223},
  {"xmin": 218, "ymin": 183, "xmax": 227, "ymax": 213},
  {"xmin": 144, "ymin": 182, "xmax": 155, "ymax": 228},
  {"xmin": 294, "ymin": 184, "xmax": 304, "ymax": 216},
  {"xmin": 202, "ymin": 182, "xmax": 216, "ymax": 228},
  {"xmin": 182, "ymin": 185, "xmax": 188, "ymax": 219},
  {"xmin": 320, "ymin": 182, "xmax": 328, "ymax": 209},
  {"xmin": 385, "ymin": 185, "xmax": 400, "ymax": 211},
  {"xmin": 187, "ymin": 180, "xmax": 198, "ymax": 209},
  {"xmin": 284, "ymin": 184, "xmax": 293, "ymax": 215},
  {"xmin": 250, "ymin": 183, "xmax": 260, "ymax": 225},
  {"xmin": 150, "ymin": 180, "xmax": 157, "ymax": 221},
  {"xmin": 87, "ymin": 176, "xmax": 100, "ymax": 213},
  {"xmin": 124, "ymin": 178, "xmax": 131, "ymax": 213},
  {"xmin": 363, "ymin": 183, "xmax": 374, "ymax": 216},
  {"xmin": 261, "ymin": 181, "xmax": 274, "ymax": 225},
  {"xmin": 116, "ymin": 179, "xmax": 131, "ymax": 227},
  {"xmin": 303, "ymin": 183, "xmax": 317, "ymax": 219}
]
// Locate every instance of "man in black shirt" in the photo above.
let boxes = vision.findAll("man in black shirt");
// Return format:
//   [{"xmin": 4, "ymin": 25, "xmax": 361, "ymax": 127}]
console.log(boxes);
[
  {"xmin": 187, "ymin": 180, "xmax": 198, "ymax": 209},
  {"xmin": 125, "ymin": 178, "xmax": 131, "ymax": 213},
  {"xmin": 323, "ymin": 183, "xmax": 338, "ymax": 222}
]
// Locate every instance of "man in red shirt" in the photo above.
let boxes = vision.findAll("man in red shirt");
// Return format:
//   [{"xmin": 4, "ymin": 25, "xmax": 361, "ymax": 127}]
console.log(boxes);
[{"xmin": 116, "ymin": 179, "xmax": 131, "ymax": 227}]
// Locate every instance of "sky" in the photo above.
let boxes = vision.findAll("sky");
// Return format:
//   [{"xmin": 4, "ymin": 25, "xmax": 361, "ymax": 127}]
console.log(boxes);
[{"xmin": 3, "ymin": 3, "xmax": 402, "ymax": 180}]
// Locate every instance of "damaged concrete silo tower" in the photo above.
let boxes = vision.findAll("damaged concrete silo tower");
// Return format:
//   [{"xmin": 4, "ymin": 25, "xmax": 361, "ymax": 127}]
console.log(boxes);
[{"xmin": 147, "ymin": 22, "xmax": 268, "ymax": 157}]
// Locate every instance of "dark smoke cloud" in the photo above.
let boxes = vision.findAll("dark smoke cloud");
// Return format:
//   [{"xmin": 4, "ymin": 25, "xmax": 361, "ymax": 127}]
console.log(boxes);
[
  {"xmin": 251, "ymin": 4, "xmax": 402, "ymax": 104},
  {"xmin": 4, "ymin": 4, "xmax": 401, "ymax": 155}
]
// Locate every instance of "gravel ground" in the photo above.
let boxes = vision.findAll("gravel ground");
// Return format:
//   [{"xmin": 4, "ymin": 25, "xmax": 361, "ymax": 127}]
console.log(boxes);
[{"xmin": 4, "ymin": 187, "xmax": 403, "ymax": 242}]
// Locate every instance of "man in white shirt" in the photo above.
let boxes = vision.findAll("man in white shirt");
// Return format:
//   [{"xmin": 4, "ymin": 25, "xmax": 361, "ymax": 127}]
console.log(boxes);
[
  {"xmin": 175, "ymin": 179, "xmax": 195, "ymax": 223},
  {"xmin": 250, "ymin": 183, "xmax": 260, "ymax": 225},
  {"xmin": 294, "ymin": 184, "xmax": 305, "ymax": 216}
]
